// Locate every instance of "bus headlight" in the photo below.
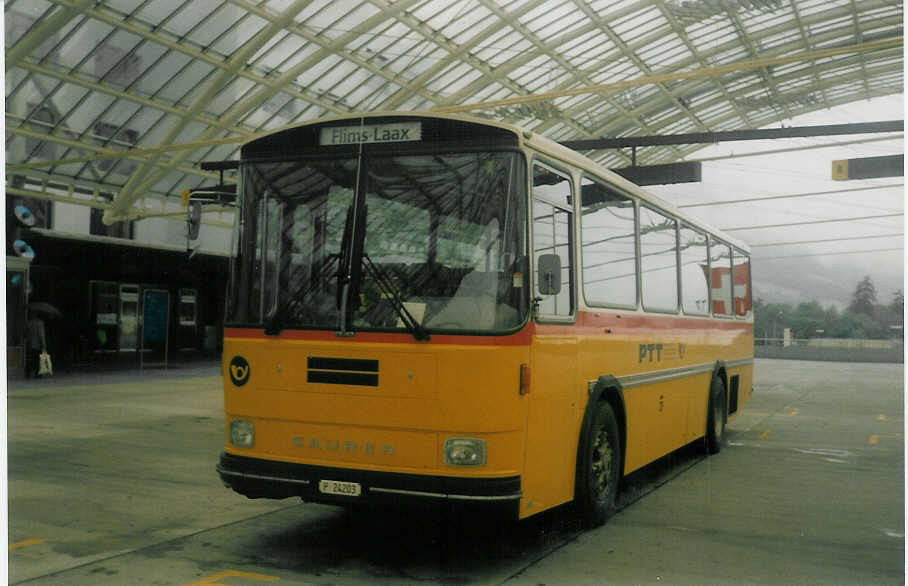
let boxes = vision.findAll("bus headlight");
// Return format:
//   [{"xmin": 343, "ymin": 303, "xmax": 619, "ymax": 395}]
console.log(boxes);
[
  {"xmin": 443, "ymin": 438, "xmax": 486, "ymax": 466},
  {"xmin": 230, "ymin": 420, "xmax": 254, "ymax": 447}
]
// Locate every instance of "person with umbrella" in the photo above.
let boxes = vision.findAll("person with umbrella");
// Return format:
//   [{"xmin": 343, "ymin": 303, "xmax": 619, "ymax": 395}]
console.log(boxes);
[
  {"xmin": 25, "ymin": 302, "xmax": 58, "ymax": 378},
  {"xmin": 25, "ymin": 311, "xmax": 46, "ymax": 379}
]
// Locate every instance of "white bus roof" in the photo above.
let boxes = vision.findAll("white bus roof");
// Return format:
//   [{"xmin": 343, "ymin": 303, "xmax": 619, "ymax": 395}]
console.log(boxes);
[{"xmin": 244, "ymin": 111, "xmax": 751, "ymax": 253}]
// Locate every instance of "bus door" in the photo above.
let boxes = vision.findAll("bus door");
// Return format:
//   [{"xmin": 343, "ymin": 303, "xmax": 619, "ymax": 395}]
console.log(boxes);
[{"xmin": 521, "ymin": 163, "xmax": 580, "ymax": 516}]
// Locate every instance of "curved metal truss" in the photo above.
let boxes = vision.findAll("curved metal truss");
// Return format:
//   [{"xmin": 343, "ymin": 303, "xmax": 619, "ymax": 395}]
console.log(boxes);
[{"xmin": 5, "ymin": 0, "xmax": 903, "ymax": 222}]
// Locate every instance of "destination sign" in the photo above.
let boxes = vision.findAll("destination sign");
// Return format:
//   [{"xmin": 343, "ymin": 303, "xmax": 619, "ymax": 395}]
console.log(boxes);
[{"xmin": 320, "ymin": 122, "xmax": 422, "ymax": 146}]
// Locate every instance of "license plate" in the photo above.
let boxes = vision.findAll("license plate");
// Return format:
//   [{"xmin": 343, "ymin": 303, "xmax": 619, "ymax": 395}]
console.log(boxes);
[{"xmin": 318, "ymin": 479, "xmax": 361, "ymax": 497}]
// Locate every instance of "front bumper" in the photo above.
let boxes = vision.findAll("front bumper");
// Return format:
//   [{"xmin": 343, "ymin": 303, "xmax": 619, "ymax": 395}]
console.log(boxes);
[{"xmin": 217, "ymin": 452, "xmax": 521, "ymax": 511}]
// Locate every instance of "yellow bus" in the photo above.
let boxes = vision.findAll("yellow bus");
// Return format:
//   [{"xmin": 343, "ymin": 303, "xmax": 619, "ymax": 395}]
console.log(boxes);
[{"xmin": 215, "ymin": 113, "xmax": 753, "ymax": 524}]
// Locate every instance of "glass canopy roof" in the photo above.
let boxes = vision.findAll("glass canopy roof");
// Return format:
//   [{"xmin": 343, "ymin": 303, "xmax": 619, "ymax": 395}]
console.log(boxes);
[{"xmin": 5, "ymin": 0, "xmax": 903, "ymax": 224}]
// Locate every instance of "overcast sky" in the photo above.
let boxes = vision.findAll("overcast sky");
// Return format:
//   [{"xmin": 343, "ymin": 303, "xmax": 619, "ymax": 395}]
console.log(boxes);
[{"xmin": 647, "ymin": 94, "xmax": 905, "ymax": 311}]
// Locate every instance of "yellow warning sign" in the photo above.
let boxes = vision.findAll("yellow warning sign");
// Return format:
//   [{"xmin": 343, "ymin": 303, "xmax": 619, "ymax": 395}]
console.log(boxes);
[{"xmin": 831, "ymin": 159, "xmax": 848, "ymax": 180}]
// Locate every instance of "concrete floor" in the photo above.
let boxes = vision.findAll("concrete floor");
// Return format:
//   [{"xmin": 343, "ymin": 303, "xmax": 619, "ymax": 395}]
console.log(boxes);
[{"xmin": 7, "ymin": 359, "xmax": 904, "ymax": 585}]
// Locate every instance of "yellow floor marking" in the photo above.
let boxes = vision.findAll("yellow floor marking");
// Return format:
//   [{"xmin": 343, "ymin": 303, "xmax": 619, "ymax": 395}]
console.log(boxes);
[
  {"xmin": 869, "ymin": 434, "xmax": 900, "ymax": 446},
  {"xmin": 877, "ymin": 414, "xmax": 903, "ymax": 422},
  {"xmin": 184, "ymin": 569, "xmax": 279, "ymax": 585},
  {"xmin": 759, "ymin": 429, "xmax": 771, "ymax": 440},
  {"xmin": 9, "ymin": 538, "xmax": 45, "ymax": 550}
]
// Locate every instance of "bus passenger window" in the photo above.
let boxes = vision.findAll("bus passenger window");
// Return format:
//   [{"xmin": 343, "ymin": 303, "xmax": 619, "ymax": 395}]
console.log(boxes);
[
  {"xmin": 709, "ymin": 240, "xmax": 733, "ymax": 316},
  {"xmin": 640, "ymin": 206, "xmax": 678, "ymax": 313},
  {"xmin": 261, "ymin": 197, "xmax": 284, "ymax": 320},
  {"xmin": 679, "ymin": 226, "xmax": 709, "ymax": 315},
  {"xmin": 579, "ymin": 176, "xmax": 636, "ymax": 308},
  {"xmin": 532, "ymin": 165, "xmax": 573, "ymax": 317},
  {"xmin": 733, "ymin": 250, "xmax": 751, "ymax": 317},
  {"xmin": 284, "ymin": 205, "xmax": 313, "ymax": 306}
]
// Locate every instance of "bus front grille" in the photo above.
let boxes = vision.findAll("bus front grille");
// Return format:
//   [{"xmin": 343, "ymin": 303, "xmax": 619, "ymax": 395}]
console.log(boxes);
[{"xmin": 307, "ymin": 356, "xmax": 379, "ymax": 386}]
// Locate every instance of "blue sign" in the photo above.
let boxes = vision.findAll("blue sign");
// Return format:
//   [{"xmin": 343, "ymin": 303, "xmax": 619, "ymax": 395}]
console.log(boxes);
[{"xmin": 143, "ymin": 290, "xmax": 169, "ymax": 344}]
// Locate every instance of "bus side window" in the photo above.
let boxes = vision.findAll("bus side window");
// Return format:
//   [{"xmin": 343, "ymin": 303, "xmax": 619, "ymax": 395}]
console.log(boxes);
[
  {"xmin": 680, "ymin": 226, "xmax": 709, "ymax": 315},
  {"xmin": 709, "ymin": 240, "xmax": 734, "ymax": 316},
  {"xmin": 579, "ymin": 175, "xmax": 637, "ymax": 308},
  {"xmin": 532, "ymin": 164, "xmax": 573, "ymax": 317},
  {"xmin": 640, "ymin": 206, "xmax": 678, "ymax": 313},
  {"xmin": 734, "ymin": 249, "xmax": 751, "ymax": 317}
]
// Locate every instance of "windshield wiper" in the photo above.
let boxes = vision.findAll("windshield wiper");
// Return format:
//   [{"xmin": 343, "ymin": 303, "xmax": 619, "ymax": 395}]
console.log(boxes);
[
  {"xmin": 336, "ymin": 199, "xmax": 367, "ymax": 336},
  {"xmin": 362, "ymin": 253, "xmax": 430, "ymax": 341},
  {"xmin": 264, "ymin": 254, "xmax": 339, "ymax": 335}
]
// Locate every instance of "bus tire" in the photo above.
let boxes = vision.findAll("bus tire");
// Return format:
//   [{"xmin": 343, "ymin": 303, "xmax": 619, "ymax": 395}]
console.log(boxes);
[
  {"xmin": 706, "ymin": 376, "xmax": 726, "ymax": 454},
  {"xmin": 576, "ymin": 401, "xmax": 621, "ymax": 527}
]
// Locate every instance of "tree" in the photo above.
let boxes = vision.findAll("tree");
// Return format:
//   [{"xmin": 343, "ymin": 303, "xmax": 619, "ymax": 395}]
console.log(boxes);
[
  {"xmin": 754, "ymin": 301, "xmax": 792, "ymax": 339},
  {"xmin": 791, "ymin": 301, "xmax": 825, "ymax": 339},
  {"xmin": 891, "ymin": 290, "xmax": 904, "ymax": 318},
  {"xmin": 848, "ymin": 276, "xmax": 877, "ymax": 316},
  {"xmin": 823, "ymin": 305, "xmax": 840, "ymax": 332}
]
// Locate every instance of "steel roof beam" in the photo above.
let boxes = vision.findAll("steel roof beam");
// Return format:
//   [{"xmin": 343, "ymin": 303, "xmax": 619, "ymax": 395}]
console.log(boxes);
[
  {"xmin": 559, "ymin": 120, "xmax": 903, "ymax": 150},
  {"xmin": 559, "ymin": 0, "xmax": 706, "ymax": 158},
  {"xmin": 472, "ymin": 0, "xmax": 605, "ymax": 138},
  {"xmin": 656, "ymin": 3, "xmax": 753, "ymax": 129},
  {"xmin": 577, "ymin": 60, "xmax": 902, "ymax": 163},
  {"xmin": 106, "ymin": 0, "xmax": 424, "ymax": 222},
  {"xmin": 231, "ymin": 0, "xmax": 436, "ymax": 112},
  {"xmin": 53, "ymin": 0, "xmax": 345, "ymax": 123},
  {"xmin": 538, "ymin": 3, "xmax": 899, "ymax": 137},
  {"xmin": 545, "ymin": 34, "xmax": 901, "ymax": 157},
  {"xmin": 378, "ymin": 0, "xmax": 548, "ymax": 111},
  {"xmin": 6, "ymin": 0, "xmax": 95, "ymax": 68},
  {"xmin": 434, "ymin": 0, "xmax": 654, "ymax": 109},
  {"xmin": 649, "ymin": 85, "xmax": 903, "ymax": 164},
  {"xmin": 726, "ymin": 10, "xmax": 792, "ymax": 120},
  {"xmin": 5, "ymin": 122, "xmax": 207, "ymax": 181},
  {"xmin": 788, "ymin": 0, "xmax": 832, "ymax": 111},
  {"xmin": 106, "ymin": 0, "xmax": 313, "ymax": 222},
  {"xmin": 13, "ymin": 61, "xmax": 234, "ymax": 135},
  {"xmin": 377, "ymin": 0, "xmax": 540, "ymax": 112}
]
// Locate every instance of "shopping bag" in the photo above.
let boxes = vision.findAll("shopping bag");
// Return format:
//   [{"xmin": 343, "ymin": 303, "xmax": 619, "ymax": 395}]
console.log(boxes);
[{"xmin": 38, "ymin": 352, "xmax": 52, "ymax": 376}]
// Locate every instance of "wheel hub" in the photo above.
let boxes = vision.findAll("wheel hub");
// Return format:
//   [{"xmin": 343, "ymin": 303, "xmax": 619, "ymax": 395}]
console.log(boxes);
[{"xmin": 591, "ymin": 428, "xmax": 614, "ymax": 501}]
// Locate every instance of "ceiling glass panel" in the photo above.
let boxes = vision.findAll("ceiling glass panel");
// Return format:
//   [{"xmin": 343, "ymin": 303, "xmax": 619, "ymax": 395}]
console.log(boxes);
[
  {"xmin": 4, "ymin": 0, "xmax": 900, "ymax": 217},
  {"xmin": 5, "ymin": 3, "xmax": 54, "ymax": 49}
]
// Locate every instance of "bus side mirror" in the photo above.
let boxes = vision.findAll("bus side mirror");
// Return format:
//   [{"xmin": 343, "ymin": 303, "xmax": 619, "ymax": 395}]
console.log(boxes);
[
  {"xmin": 537, "ymin": 253, "xmax": 561, "ymax": 296},
  {"xmin": 187, "ymin": 201, "xmax": 202, "ymax": 240}
]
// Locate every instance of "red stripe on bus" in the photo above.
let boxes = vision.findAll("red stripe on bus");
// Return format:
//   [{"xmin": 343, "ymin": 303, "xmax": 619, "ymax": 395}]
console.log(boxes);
[
  {"xmin": 224, "ymin": 312, "xmax": 751, "ymax": 344},
  {"xmin": 223, "ymin": 327, "xmax": 535, "ymax": 346},
  {"xmin": 534, "ymin": 312, "xmax": 753, "ymax": 336}
]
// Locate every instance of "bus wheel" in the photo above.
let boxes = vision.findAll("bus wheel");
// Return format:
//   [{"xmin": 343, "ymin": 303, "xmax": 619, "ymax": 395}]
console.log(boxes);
[
  {"xmin": 577, "ymin": 401, "xmax": 621, "ymax": 527},
  {"xmin": 706, "ymin": 377, "xmax": 726, "ymax": 454}
]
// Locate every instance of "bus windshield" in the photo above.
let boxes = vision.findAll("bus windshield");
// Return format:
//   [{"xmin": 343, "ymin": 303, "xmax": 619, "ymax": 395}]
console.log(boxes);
[{"xmin": 226, "ymin": 151, "xmax": 529, "ymax": 336}]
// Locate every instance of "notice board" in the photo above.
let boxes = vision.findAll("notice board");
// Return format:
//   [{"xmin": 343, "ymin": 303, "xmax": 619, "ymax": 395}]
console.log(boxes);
[{"xmin": 143, "ymin": 289, "xmax": 169, "ymax": 344}]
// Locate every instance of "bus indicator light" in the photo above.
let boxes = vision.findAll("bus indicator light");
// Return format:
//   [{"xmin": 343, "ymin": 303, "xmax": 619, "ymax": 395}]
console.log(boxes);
[{"xmin": 520, "ymin": 363, "xmax": 531, "ymax": 395}]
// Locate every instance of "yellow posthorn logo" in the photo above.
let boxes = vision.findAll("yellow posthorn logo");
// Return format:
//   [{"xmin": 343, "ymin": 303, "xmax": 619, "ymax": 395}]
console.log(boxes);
[
  {"xmin": 229, "ymin": 356, "xmax": 250, "ymax": 386},
  {"xmin": 231, "ymin": 364, "xmax": 248, "ymax": 380}
]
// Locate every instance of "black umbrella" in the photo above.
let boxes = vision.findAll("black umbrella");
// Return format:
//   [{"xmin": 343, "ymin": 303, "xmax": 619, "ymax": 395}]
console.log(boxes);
[{"xmin": 28, "ymin": 301, "xmax": 62, "ymax": 319}]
